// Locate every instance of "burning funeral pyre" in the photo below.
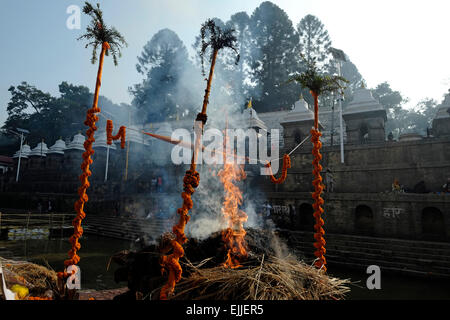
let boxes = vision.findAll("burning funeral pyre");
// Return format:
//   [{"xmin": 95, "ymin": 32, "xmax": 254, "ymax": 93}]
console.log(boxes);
[
  {"xmin": 110, "ymin": 228, "xmax": 350, "ymax": 300},
  {"xmin": 110, "ymin": 130, "xmax": 350, "ymax": 300}
]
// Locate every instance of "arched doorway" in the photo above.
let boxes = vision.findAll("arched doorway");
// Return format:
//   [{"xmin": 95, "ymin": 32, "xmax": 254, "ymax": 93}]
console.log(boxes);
[
  {"xmin": 297, "ymin": 203, "xmax": 314, "ymax": 231},
  {"xmin": 294, "ymin": 130, "xmax": 303, "ymax": 144},
  {"xmin": 355, "ymin": 205, "xmax": 374, "ymax": 235},
  {"xmin": 359, "ymin": 123, "xmax": 369, "ymax": 144},
  {"xmin": 422, "ymin": 207, "xmax": 446, "ymax": 241}
]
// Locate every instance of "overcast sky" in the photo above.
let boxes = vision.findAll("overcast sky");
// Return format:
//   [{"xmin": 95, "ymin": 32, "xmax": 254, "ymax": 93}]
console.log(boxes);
[{"xmin": 1, "ymin": 0, "xmax": 450, "ymax": 126}]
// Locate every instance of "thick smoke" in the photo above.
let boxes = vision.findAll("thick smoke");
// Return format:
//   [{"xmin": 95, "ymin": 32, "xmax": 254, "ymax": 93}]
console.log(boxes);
[{"xmin": 106, "ymin": 26, "xmax": 269, "ymax": 241}]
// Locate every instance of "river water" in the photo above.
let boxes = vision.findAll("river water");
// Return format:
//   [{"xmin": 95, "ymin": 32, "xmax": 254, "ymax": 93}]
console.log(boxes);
[{"xmin": 1, "ymin": 232, "xmax": 449, "ymax": 300}]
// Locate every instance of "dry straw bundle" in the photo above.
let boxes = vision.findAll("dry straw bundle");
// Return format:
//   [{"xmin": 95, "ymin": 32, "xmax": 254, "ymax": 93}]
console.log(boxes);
[
  {"xmin": 170, "ymin": 255, "xmax": 350, "ymax": 300},
  {"xmin": 1, "ymin": 257, "xmax": 58, "ymax": 293}
]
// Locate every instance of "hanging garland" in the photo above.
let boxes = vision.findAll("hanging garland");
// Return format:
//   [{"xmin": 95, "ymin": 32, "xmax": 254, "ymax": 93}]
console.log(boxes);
[
  {"xmin": 159, "ymin": 169, "xmax": 200, "ymax": 300},
  {"xmin": 310, "ymin": 116, "xmax": 327, "ymax": 271},
  {"xmin": 287, "ymin": 57, "xmax": 347, "ymax": 272},
  {"xmin": 106, "ymin": 119, "xmax": 126, "ymax": 148},
  {"xmin": 265, "ymin": 154, "xmax": 291, "ymax": 184},
  {"xmin": 159, "ymin": 19, "xmax": 239, "ymax": 300}
]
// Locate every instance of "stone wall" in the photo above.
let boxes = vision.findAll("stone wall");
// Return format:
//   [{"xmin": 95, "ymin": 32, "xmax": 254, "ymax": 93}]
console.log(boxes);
[
  {"xmin": 250, "ymin": 136, "xmax": 450, "ymax": 194},
  {"xmin": 259, "ymin": 192, "xmax": 450, "ymax": 241}
]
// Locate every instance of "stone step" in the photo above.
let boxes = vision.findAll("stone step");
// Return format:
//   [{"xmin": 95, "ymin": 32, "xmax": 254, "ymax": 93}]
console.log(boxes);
[
  {"xmin": 324, "ymin": 260, "xmax": 450, "ymax": 280},
  {"xmin": 293, "ymin": 240, "xmax": 450, "ymax": 270},
  {"xmin": 286, "ymin": 232, "xmax": 450, "ymax": 257},
  {"xmin": 296, "ymin": 247, "xmax": 450, "ymax": 276},
  {"xmin": 293, "ymin": 240, "xmax": 450, "ymax": 265},
  {"xmin": 288, "ymin": 231, "xmax": 450, "ymax": 251}
]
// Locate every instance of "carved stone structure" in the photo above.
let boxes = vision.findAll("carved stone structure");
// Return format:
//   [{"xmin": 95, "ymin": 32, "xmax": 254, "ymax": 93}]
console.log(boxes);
[
  {"xmin": 432, "ymin": 91, "xmax": 450, "ymax": 138},
  {"xmin": 343, "ymin": 86, "xmax": 387, "ymax": 144},
  {"xmin": 1, "ymin": 90, "xmax": 449, "ymax": 243}
]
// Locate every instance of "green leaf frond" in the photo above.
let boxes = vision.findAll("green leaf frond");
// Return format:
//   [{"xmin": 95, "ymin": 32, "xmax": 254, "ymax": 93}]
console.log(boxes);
[
  {"xmin": 288, "ymin": 55, "xmax": 348, "ymax": 95},
  {"xmin": 199, "ymin": 19, "xmax": 240, "ymax": 76},
  {"xmin": 77, "ymin": 1, "xmax": 127, "ymax": 66}
]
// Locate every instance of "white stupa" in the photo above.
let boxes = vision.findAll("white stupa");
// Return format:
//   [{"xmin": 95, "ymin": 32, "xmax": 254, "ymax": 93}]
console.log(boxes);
[
  {"xmin": 282, "ymin": 97, "xmax": 315, "ymax": 123},
  {"xmin": 48, "ymin": 139, "xmax": 67, "ymax": 155},
  {"xmin": 239, "ymin": 103, "xmax": 268, "ymax": 132},
  {"xmin": 67, "ymin": 133, "xmax": 86, "ymax": 151},
  {"xmin": 93, "ymin": 131, "xmax": 117, "ymax": 149},
  {"xmin": 13, "ymin": 144, "xmax": 31, "ymax": 158},
  {"xmin": 434, "ymin": 92, "xmax": 450, "ymax": 120},
  {"xmin": 344, "ymin": 86, "xmax": 386, "ymax": 118},
  {"xmin": 29, "ymin": 142, "xmax": 49, "ymax": 157},
  {"xmin": 125, "ymin": 125, "xmax": 149, "ymax": 146},
  {"xmin": 432, "ymin": 90, "xmax": 450, "ymax": 138}
]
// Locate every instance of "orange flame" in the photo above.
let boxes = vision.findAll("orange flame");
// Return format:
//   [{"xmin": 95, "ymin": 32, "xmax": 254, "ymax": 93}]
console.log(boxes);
[{"xmin": 218, "ymin": 134, "xmax": 248, "ymax": 269}]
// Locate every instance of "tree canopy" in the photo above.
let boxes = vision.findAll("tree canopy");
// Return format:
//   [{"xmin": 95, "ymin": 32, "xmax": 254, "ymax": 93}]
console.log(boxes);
[
  {"xmin": 2, "ymin": 81, "xmax": 129, "ymax": 152},
  {"xmin": 130, "ymin": 28, "xmax": 198, "ymax": 123},
  {"xmin": 297, "ymin": 14, "xmax": 332, "ymax": 71}
]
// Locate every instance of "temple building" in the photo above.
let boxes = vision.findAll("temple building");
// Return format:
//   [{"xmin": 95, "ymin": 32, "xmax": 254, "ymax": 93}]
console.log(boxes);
[{"xmin": 1, "ymin": 87, "xmax": 449, "ymax": 244}]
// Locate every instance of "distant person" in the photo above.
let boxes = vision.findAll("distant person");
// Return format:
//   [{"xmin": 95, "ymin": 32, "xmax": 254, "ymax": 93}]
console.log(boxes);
[
  {"xmin": 157, "ymin": 176, "xmax": 163, "ymax": 193},
  {"xmin": 325, "ymin": 168, "xmax": 335, "ymax": 193},
  {"xmin": 37, "ymin": 201, "xmax": 42, "ymax": 214},
  {"xmin": 392, "ymin": 179, "xmax": 402, "ymax": 193},
  {"xmin": 442, "ymin": 178, "xmax": 450, "ymax": 193},
  {"xmin": 388, "ymin": 132, "xmax": 394, "ymax": 141},
  {"xmin": 262, "ymin": 202, "xmax": 272, "ymax": 228},
  {"xmin": 151, "ymin": 177, "xmax": 157, "ymax": 192},
  {"xmin": 47, "ymin": 200, "xmax": 52, "ymax": 213}
]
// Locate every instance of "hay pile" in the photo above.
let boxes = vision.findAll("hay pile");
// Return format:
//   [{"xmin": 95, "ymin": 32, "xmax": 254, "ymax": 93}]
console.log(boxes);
[
  {"xmin": 170, "ymin": 255, "xmax": 350, "ymax": 300},
  {"xmin": 0, "ymin": 257, "xmax": 58, "ymax": 295}
]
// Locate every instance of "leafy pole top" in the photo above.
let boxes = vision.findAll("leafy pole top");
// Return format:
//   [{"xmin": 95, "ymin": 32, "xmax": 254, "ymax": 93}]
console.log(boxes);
[
  {"xmin": 289, "ymin": 57, "xmax": 347, "ymax": 97},
  {"xmin": 199, "ymin": 19, "xmax": 240, "ymax": 77},
  {"xmin": 77, "ymin": 2, "xmax": 127, "ymax": 66}
]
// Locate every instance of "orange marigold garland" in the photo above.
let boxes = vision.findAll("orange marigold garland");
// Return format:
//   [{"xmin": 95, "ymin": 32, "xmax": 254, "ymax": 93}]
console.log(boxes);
[
  {"xmin": 310, "ymin": 91, "xmax": 327, "ymax": 272},
  {"xmin": 159, "ymin": 169, "xmax": 200, "ymax": 300},
  {"xmin": 58, "ymin": 42, "xmax": 111, "ymax": 280},
  {"xmin": 106, "ymin": 119, "xmax": 126, "ymax": 148},
  {"xmin": 265, "ymin": 154, "xmax": 291, "ymax": 184}
]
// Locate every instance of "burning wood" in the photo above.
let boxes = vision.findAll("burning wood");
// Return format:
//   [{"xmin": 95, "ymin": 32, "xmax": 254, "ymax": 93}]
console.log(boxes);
[
  {"xmin": 110, "ymin": 229, "xmax": 350, "ymax": 300},
  {"xmin": 218, "ymin": 159, "xmax": 248, "ymax": 269}
]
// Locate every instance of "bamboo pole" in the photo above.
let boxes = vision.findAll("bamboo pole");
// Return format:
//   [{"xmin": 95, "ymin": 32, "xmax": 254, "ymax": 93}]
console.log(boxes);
[
  {"xmin": 191, "ymin": 48, "xmax": 218, "ymax": 170},
  {"xmin": 160, "ymin": 48, "xmax": 219, "ymax": 300},
  {"xmin": 65, "ymin": 41, "xmax": 109, "ymax": 269}
]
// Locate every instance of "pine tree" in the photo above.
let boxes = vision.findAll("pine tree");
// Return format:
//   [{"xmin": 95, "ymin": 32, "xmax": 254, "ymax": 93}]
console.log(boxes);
[
  {"xmin": 130, "ymin": 28, "xmax": 195, "ymax": 122},
  {"xmin": 248, "ymin": 1, "xmax": 300, "ymax": 112},
  {"xmin": 297, "ymin": 14, "xmax": 332, "ymax": 71}
]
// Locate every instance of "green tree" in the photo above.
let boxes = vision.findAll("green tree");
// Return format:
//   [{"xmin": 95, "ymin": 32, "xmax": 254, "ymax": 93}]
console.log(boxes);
[
  {"xmin": 2, "ymin": 82, "xmax": 55, "ymax": 145},
  {"xmin": 2, "ymin": 81, "xmax": 127, "ymax": 149},
  {"xmin": 297, "ymin": 14, "xmax": 332, "ymax": 70},
  {"xmin": 131, "ymin": 28, "xmax": 196, "ymax": 122},
  {"xmin": 371, "ymin": 82, "xmax": 408, "ymax": 137},
  {"xmin": 5, "ymin": 82, "xmax": 54, "ymax": 118},
  {"xmin": 248, "ymin": 1, "xmax": 300, "ymax": 112},
  {"xmin": 224, "ymin": 12, "xmax": 252, "ymax": 107},
  {"xmin": 400, "ymin": 98, "xmax": 438, "ymax": 136},
  {"xmin": 340, "ymin": 55, "xmax": 365, "ymax": 107}
]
